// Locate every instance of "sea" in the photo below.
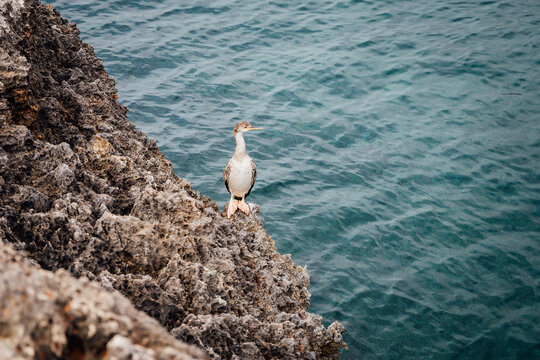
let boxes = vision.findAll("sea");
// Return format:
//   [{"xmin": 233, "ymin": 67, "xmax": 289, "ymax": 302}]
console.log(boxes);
[{"xmin": 44, "ymin": 1, "xmax": 540, "ymax": 358}]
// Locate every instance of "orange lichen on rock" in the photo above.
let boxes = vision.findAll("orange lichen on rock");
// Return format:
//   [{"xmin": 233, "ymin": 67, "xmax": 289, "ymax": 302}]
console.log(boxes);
[
  {"xmin": 15, "ymin": 89, "xmax": 29, "ymax": 103},
  {"xmin": 91, "ymin": 135, "xmax": 113, "ymax": 155},
  {"xmin": 16, "ymin": 105, "xmax": 38, "ymax": 126}
]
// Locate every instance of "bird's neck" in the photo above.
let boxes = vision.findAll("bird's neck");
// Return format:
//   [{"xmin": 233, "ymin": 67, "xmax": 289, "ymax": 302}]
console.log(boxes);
[{"xmin": 233, "ymin": 132, "xmax": 247, "ymax": 159}]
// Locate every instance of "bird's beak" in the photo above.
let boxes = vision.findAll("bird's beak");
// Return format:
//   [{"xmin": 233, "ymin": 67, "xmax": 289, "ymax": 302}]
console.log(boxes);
[{"xmin": 245, "ymin": 127, "xmax": 262, "ymax": 131}]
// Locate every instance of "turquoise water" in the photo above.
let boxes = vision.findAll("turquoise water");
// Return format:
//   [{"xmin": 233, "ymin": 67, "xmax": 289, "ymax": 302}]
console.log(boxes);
[{"xmin": 45, "ymin": 0, "xmax": 540, "ymax": 358}]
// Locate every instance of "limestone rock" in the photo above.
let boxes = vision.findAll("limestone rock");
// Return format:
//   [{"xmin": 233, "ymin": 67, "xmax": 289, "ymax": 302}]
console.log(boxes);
[{"xmin": 0, "ymin": 242, "xmax": 206, "ymax": 360}]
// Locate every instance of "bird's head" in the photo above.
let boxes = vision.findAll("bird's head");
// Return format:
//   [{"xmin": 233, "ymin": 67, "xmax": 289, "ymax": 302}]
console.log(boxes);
[{"xmin": 234, "ymin": 121, "xmax": 262, "ymax": 134}]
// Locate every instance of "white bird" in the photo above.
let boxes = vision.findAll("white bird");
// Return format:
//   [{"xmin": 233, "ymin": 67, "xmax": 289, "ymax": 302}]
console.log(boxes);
[{"xmin": 223, "ymin": 121, "xmax": 262, "ymax": 218}]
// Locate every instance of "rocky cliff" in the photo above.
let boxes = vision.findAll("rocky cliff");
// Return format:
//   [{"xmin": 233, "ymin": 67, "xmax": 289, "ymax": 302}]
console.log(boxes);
[
  {"xmin": 0, "ymin": 241, "xmax": 207, "ymax": 359},
  {"xmin": 0, "ymin": 0, "xmax": 345, "ymax": 358}
]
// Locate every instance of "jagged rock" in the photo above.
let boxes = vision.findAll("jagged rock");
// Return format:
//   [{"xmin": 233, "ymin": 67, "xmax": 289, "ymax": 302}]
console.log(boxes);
[
  {"xmin": 0, "ymin": 242, "xmax": 207, "ymax": 360},
  {"xmin": 0, "ymin": 0, "xmax": 346, "ymax": 358}
]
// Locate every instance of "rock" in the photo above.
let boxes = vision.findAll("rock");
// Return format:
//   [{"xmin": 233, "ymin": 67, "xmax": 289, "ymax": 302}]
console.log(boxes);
[
  {"xmin": 0, "ymin": 0, "xmax": 346, "ymax": 358},
  {"xmin": 0, "ymin": 241, "xmax": 207, "ymax": 360}
]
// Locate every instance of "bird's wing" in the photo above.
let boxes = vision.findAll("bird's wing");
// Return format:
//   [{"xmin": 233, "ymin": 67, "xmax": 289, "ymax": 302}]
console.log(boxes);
[
  {"xmin": 223, "ymin": 159, "xmax": 232, "ymax": 194},
  {"xmin": 245, "ymin": 158, "xmax": 257, "ymax": 198}
]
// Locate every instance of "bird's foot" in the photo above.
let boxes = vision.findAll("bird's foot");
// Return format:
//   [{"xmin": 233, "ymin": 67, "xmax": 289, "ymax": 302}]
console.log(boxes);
[
  {"xmin": 238, "ymin": 200, "xmax": 250, "ymax": 215},
  {"xmin": 227, "ymin": 199, "xmax": 239, "ymax": 219}
]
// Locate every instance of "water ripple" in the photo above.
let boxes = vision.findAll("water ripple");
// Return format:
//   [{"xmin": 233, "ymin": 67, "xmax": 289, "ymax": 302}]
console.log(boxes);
[{"xmin": 46, "ymin": 0, "xmax": 540, "ymax": 358}]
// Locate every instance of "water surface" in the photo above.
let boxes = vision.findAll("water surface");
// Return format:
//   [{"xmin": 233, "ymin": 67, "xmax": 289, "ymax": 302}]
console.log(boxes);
[{"xmin": 45, "ymin": 0, "xmax": 540, "ymax": 358}]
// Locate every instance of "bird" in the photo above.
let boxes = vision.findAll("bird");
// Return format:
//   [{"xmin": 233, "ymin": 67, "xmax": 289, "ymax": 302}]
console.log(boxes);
[{"xmin": 223, "ymin": 121, "xmax": 262, "ymax": 218}]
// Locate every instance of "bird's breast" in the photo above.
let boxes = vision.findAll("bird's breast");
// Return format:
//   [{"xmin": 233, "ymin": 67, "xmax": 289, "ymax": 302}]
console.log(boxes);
[{"xmin": 228, "ymin": 157, "xmax": 254, "ymax": 196}]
